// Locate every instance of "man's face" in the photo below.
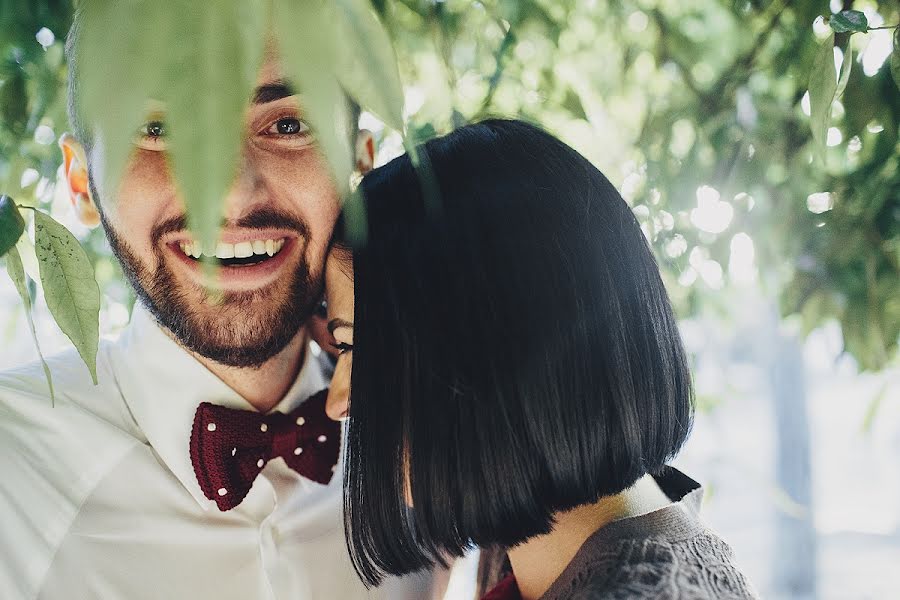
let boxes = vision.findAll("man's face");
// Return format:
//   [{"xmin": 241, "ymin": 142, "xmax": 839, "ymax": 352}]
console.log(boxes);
[{"xmin": 87, "ymin": 58, "xmax": 343, "ymax": 367}]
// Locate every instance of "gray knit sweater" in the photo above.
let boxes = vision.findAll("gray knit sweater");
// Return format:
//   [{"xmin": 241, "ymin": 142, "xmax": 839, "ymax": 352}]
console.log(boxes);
[{"xmin": 538, "ymin": 468, "xmax": 759, "ymax": 600}]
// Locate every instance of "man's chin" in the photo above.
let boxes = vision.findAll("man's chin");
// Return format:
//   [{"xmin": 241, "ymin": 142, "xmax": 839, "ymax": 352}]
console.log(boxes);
[{"xmin": 148, "ymin": 296, "xmax": 312, "ymax": 369}]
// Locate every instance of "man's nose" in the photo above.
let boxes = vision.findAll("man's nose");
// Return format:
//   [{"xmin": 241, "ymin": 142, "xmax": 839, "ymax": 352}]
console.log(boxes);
[
  {"xmin": 325, "ymin": 361, "xmax": 350, "ymax": 421},
  {"xmin": 221, "ymin": 153, "xmax": 262, "ymax": 221}
]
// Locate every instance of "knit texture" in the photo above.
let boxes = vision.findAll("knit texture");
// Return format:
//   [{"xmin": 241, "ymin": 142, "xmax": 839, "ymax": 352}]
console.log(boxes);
[
  {"xmin": 542, "ymin": 531, "xmax": 758, "ymax": 600},
  {"xmin": 480, "ymin": 468, "xmax": 759, "ymax": 600},
  {"xmin": 190, "ymin": 388, "xmax": 340, "ymax": 510}
]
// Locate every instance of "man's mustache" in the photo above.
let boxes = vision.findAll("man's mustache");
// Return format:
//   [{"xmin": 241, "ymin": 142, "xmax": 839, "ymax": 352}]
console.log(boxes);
[{"xmin": 151, "ymin": 206, "xmax": 309, "ymax": 246}]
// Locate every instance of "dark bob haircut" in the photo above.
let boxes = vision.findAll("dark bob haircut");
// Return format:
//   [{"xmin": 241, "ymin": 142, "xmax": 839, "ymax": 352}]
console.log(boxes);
[{"xmin": 335, "ymin": 119, "xmax": 693, "ymax": 587}]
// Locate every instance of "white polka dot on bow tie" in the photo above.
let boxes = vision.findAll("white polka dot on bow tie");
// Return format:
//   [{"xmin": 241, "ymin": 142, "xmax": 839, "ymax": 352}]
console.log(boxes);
[
  {"xmin": 231, "ymin": 447, "xmax": 236, "ymax": 457},
  {"xmin": 260, "ymin": 423, "xmax": 268, "ymax": 432},
  {"xmin": 296, "ymin": 417, "xmax": 306, "ymax": 426},
  {"xmin": 294, "ymin": 447, "xmax": 303, "ymax": 455},
  {"xmin": 207, "ymin": 423, "xmax": 216, "ymax": 432},
  {"xmin": 317, "ymin": 435, "xmax": 327, "ymax": 443},
  {"xmin": 257, "ymin": 459, "xmax": 265, "ymax": 468},
  {"xmin": 217, "ymin": 488, "xmax": 227, "ymax": 496}
]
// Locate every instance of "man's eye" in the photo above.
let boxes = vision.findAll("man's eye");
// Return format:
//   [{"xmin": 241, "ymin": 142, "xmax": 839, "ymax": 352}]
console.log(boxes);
[
  {"xmin": 143, "ymin": 121, "xmax": 166, "ymax": 138},
  {"xmin": 266, "ymin": 117, "xmax": 310, "ymax": 136}
]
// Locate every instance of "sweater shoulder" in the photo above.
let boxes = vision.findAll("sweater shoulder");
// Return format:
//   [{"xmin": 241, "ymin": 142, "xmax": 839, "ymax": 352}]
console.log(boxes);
[{"xmin": 551, "ymin": 532, "xmax": 759, "ymax": 600}]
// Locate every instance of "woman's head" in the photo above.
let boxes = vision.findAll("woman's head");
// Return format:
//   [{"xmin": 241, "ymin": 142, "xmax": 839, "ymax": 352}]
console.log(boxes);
[{"xmin": 327, "ymin": 119, "xmax": 693, "ymax": 586}]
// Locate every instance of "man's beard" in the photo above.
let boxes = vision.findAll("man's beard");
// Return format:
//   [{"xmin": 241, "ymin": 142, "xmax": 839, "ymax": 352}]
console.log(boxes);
[{"xmin": 100, "ymin": 206, "xmax": 320, "ymax": 369}]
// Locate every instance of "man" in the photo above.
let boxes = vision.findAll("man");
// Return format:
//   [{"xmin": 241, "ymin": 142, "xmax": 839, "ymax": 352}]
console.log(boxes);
[{"xmin": 0, "ymin": 16, "xmax": 432, "ymax": 600}]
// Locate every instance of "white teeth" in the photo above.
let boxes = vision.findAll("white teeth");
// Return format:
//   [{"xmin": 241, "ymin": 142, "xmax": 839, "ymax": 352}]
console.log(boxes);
[
  {"xmin": 215, "ymin": 242, "xmax": 235, "ymax": 259},
  {"xmin": 233, "ymin": 241, "xmax": 254, "ymax": 258},
  {"xmin": 178, "ymin": 238, "xmax": 285, "ymax": 260}
]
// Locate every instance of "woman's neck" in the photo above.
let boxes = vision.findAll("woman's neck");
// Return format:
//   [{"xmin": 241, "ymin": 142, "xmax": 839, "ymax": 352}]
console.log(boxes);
[{"xmin": 506, "ymin": 474, "xmax": 673, "ymax": 600}]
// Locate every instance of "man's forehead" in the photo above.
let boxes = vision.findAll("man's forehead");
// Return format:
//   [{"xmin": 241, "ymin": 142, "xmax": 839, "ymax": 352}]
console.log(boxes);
[{"xmin": 256, "ymin": 48, "xmax": 288, "ymax": 89}]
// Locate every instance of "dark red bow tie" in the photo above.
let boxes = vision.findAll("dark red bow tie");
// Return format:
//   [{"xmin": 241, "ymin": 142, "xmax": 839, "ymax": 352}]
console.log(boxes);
[{"xmin": 189, "ymin": 389, "xmax": 341, "ymax": 511}]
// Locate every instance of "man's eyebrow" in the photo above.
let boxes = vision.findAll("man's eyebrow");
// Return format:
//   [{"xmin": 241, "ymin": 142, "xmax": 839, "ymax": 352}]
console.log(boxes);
[
  {"xmin": 252, "ymin": 80, "xmax": 296, "ymax": 104},
  {"xmin": 327, "ymin": 318, "xmax": 354, "ymax": 335}
]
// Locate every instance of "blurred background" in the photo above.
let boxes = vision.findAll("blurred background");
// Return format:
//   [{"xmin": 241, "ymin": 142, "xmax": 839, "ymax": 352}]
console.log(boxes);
[{"xmin": 1, "ymin": 1, "xmax": 898, "ymax": 598}]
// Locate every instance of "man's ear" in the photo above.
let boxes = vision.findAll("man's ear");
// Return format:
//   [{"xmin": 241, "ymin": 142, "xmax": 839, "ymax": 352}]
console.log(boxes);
[
  {"xmin": 58, "ymin": 133, "xmax": 101, "ymax": 228},
  {"xmin": 354, "ymin": 129, "xmax": 375, "ymax": 175}
]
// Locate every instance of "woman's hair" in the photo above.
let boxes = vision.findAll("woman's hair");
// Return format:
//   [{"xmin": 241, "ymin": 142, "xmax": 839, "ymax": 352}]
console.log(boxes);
[{"xmin": 335, "ymin": 119, "xmax": 693, "ymax": 586}]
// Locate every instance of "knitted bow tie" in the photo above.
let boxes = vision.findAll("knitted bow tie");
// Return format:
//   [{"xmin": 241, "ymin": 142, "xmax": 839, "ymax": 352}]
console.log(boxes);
[{"xmin": 189, "ymin": 389, "xmax": 341, "ymax": 511}]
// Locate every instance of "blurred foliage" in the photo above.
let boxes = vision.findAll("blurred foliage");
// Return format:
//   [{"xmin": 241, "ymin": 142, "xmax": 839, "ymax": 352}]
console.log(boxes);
[{"xmin": 0, "ymin": 0, "xmax": 898, "ymax": 372}]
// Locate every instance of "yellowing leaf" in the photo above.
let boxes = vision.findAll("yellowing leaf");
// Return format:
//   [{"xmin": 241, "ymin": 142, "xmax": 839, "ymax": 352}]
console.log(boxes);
[
  {"xmin": 33, "ymin": 210, "xmax": 100, "ymax": 384},
  {"xmin": 5, "ymin": 246, "xmax": 55, "ymax": 403},
  {"xmin": 331, "ymin": 0, "xmax": 405, "ymax": 132}
]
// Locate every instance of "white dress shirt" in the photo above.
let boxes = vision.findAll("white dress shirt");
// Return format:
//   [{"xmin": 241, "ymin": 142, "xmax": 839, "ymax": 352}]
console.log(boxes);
[{"xmin": 0, "ymin": 306, "xmax": 431, "ymax": 600}]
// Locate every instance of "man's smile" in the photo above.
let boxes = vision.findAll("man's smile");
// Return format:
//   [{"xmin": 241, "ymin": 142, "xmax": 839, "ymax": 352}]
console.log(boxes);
[{"xmin": 164, "ymin": 230, "xmax": 301, "ymax": 292}]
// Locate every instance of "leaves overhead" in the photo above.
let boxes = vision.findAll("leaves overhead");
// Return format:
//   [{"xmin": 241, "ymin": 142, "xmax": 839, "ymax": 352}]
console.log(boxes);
[
  {"xmin": 33, "ymin": 209, "xmax": 100, "ymax": 384},
  {"xmin": 272, "ymin": 0, "xmax": 353, "ymax": 194},
  {"xmin": 331, "ymin": 0, "xmax": 406, "ymax": 132}
]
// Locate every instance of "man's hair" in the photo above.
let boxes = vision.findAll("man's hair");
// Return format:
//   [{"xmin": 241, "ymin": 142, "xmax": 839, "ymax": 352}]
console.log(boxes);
[
  {"xmin": 64, "ymin": 11, "xmax": 361, "ymax": 151},
  {"xmin": 335, "ymin": 119, "xmax": 694, "ymax": 587}
]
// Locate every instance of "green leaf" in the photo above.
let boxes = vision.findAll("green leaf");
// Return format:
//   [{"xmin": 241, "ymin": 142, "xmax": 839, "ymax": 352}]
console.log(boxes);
[
  {"xmin": 5, "ymin": 246, "xmax": 55, "ymax": 404},
  {"xmin": 835, "ymin": 42, "xmax": 852, "ymax": 98},
  {"xmin": 0, "ymin": 195, "xmax": 25, "ymax": 257},
  {"xmin": 892, "ymin": 30, "xmax": 900, "ymax": 93},
  {"xmin": 77, "ymin": 0, "xmax": 171, "ymax": 202},
  {"xmin": 33, "ymin": 210, "xmax": 100, "ymax": 385},
  {"xmin": 78, "ymin": 0, "xmax": 264, "ymax": 255},
  {"xmin": 273, "ymin": 0, "xmax": 353, "ymax": 193},
  {"xmin": 808, "ymin": 32, "xmax": 838, "ymax": 162},
  {"xmin": 331, "ymin": 0, "xmax": 406, "ymax": 132},
  {"xmin": 829, "ymin": 10, "xmax": 868, "ymax": 34},
  {"xmin": 162, "ymin": 0, "xmax": 265, "ymax": 255}
]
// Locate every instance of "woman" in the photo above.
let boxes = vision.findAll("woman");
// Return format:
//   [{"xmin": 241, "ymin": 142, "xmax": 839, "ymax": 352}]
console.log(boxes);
[{"xmin": 322, "ymin": 119, "xmax": 758, "ymax": 599}]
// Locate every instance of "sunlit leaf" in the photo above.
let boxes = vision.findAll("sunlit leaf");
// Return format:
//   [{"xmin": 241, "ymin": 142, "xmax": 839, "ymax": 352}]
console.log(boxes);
[
  {"xmin": 835, "ymin": 44, "xmax": 852, "ymax": 98},
  {"xmin": 5, "ymin": 246, "xmax": 55, "ymax": 403},
  {"xmin": 829, "ymin": 10, "xmax": 868, "ymax": 34},
  {"xmin": 162, "ymin": 0, "xmax": 265, "ymax": 255},
  {"xmin": 808, "ymin": 32, "xmax": 837, "ymax": 162},
  {"xmin": 0, "ymin": 195, "xmax": 25, "ymax": 257},
  {"xmin": 331, "ymin": 0, "xmax": 406, "ymax": 132},
  {"xmin": 77, "ymin": 0, "xmax": 172, "ymax": 201},
  {"xmin": 33, "ymin": 210, "xmax": 100, "ymax": 384},
  {"xmin": 272, "ymin": 0, "xmax": 353, "ymax": 193}
]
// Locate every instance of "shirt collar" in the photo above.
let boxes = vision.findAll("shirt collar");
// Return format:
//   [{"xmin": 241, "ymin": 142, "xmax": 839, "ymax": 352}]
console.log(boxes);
[{"xmin": 111, "ymin": 304, "xmax": 328, "ymax": 510}]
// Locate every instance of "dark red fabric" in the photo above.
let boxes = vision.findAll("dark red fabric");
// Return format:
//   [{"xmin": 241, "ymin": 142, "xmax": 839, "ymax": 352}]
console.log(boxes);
[
  {"xmin": 190, "ymin": 389, "xmax": 340, "ymax": 511},
  {"xmin": 481, "ymin": 574, "xmax": 521, "ymax": 600}
]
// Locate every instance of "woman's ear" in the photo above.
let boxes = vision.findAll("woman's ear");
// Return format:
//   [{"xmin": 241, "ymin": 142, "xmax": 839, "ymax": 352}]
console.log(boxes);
[
  {"xmin": 58, "ymin": 133, "xmax": 101, "ymax": 228},
  {"xmin": 354, "ymin": 129, "xmax": 375, "ymax": 174}
]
